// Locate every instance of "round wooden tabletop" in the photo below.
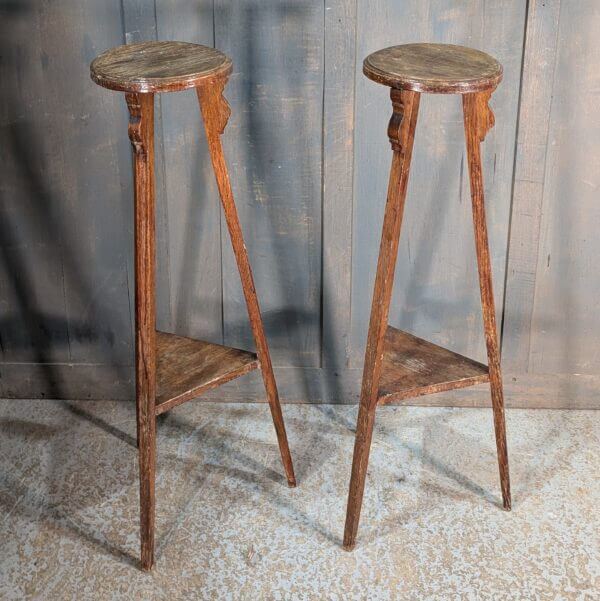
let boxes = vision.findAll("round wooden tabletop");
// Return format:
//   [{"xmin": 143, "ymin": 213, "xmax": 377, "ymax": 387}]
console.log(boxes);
[
  {"xmin": 90, "ymin": 41, "xmax": 232, "ymax": 93},
  {"xmin": 363, "ymin": 43, "xmax": 502, "ymax": 94}
]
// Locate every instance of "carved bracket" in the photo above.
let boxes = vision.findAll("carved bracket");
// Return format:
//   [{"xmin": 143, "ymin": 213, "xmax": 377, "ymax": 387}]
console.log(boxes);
[
  {"xmin": 125, "ymin": 92, "xmax": 146, "ymax": 156},
  {"xmin": 197, "ymin": 75, "xmax": 231, "ymax": 137},
  {"xmin": 388, "ymin": 88, "xmax": 406, "ymax": 151},
  {"xmin": 214, "ymin": 83, "xmax": 231, "ymax": 135},
  {"xmin": 474, "ymin": 90, "xmax": 495, "ymax": 142}
]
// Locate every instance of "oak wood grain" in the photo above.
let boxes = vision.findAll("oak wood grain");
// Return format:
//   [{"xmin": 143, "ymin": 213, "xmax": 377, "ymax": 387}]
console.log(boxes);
[
  {"xmin": 363, "ymin": 43, "xmax": 502, "ymax": 94},
  {"xmin": 155, "ymin": 330, "xmax": 258, "ymax": 415},
  {"xmin": 91, "ymin": 41, "xmax": 232, "ymax": 93},
  {"xmin": 463, "ymin": 91, "xmax": 511, "ymax": 511},
  {"xmin": 377, "ymin": 327, "xmax": 489, "ymax": 405},
  {"xmin": 125, "ymin": 91, "xmax": 156, "ymax": 571}
]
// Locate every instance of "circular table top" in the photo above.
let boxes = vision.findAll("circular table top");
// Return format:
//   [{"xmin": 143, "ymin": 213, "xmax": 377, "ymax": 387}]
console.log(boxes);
[
  {"xmin": 363, "ymin": 43, "xmax": 502, "ymax": 94},
  {"xmin": 90, "ymin": 41, "xmax": 232, "ymax": 93}
]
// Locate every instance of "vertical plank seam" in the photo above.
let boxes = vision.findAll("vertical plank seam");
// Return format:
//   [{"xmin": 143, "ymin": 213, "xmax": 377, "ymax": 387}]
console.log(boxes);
[
  {"xmin": 119, "ymin": 0, "xmax": 126, "ymax": 45},
  {"xmin": 319, "ymin": 0, "xmax": 326, "ymax": 368},
  {"xmin": 347, "ymin": 0, "xmax": 359, "ymax": 368},
  {"xmin": 151, "ymin": 0, "xmax": 174, "ymax": 331},
  {"xmin": 526, "ymin": 0, "xmax": 562, "ymax": 373},
  {"xmin": 499, "ymin": 0, "xmax": 531, "ymax": 352},
  {"xmin": 500, "ymin": 0, "xmax": 562, "ymax": 372},
  {"xmin": 321, "ymin": 0, "xmax": 358, "ymax": 369},
  {"xmin": 212, "ymin": 0, "xmax": 216, "ymax": 54},
  {"xmin": 61, "ymin": 256, "xmax": 72, "ymax": 361}
]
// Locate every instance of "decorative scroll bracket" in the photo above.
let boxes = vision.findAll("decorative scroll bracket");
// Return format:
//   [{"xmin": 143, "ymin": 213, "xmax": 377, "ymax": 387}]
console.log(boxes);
[
  {"xmin": 125, "ymin": 92, "xmax": 146, "ymax": 156},
  {"xmin": 474, "ymin": 89, "xmax": 495, "ymax": 142},
  {"xmin": 388, "ymin": 88, "xmax": 406, "ymax": 151},
  {"xmin": 197, "ymin": 75, "xmax": 232, "ymax": 137},
  {"xmin": 387, "ymin": 88, "xmax": 419, "ymax": 153}
]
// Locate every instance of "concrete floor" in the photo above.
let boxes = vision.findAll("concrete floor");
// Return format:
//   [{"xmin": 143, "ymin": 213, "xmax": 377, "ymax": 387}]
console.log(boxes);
[{"xmin": 0, "ymin": 399, "xmax": 598, "ymax": 600}]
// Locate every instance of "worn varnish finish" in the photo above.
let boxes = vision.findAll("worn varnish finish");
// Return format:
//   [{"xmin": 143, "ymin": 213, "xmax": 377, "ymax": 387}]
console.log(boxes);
[
  {"xmin": 155, "ymin": 331, "xmax": 259, "ymax": 415},
  {"xmin": 378, "ymin": 327, "xmax": 489, "ymax": 404},
  {"xmin": 91, "ymin": 41, "xmax": 232, "ymax": 93},
  {"xmin": 125, "ymin": 90, "xmax": 157, "ymax": 571},
  {"xmin": 363, "ymin": 44, "xmax": 503, "ymax": 94},
  {"xmin": 344, "ymin": 45, "xmax": 511, "ymax": 551},
  {"xmin": 344, "ymin": 87, "xmax": 420, "ymax": 551},
  {"xmin": 463, "ymin": 92, "xmax": 511, "ymax": 511},
  {"xmin": 92, "ymin": 42, "xmax": 295, "ymax": 571}
]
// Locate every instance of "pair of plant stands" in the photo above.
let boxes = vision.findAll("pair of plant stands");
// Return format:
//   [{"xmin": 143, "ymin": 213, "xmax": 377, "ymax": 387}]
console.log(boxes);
[{"xmin": 90, "ymin": 41, "xmax": 510, "ymax": 571}]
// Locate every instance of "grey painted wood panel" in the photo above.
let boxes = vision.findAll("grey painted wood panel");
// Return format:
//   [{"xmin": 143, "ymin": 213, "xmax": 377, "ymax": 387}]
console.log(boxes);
[
  {"xmin": 351, "ymin": 1, "xmax": 526, "ymax": 369},
  {"xmin": 322, "ymin": 0, "xmax": 357, "ymax": 375},
  {"xmin": 502, "ymin": 0, "xmax": 562, "ymax": 372},
  {"xmin": 0, "ymin": 1, "xmax": 133, "ymax": 377},
  {"xmin": 2, "ymin": 1, "xmax": 599, "ymax": 408},
  {"xmin": 527, "ymin": 0, "xmax": 600, "ymax": 375},
  {"xmin": 214, "ymin": 0, "xmax": 324, "ymax": 368}
]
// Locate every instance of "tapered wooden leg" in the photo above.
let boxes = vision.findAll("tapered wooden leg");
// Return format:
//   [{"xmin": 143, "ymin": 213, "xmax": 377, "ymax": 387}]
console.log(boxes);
[
  {"xmin": 343, "ymin": 89, "xmax": 420, "ymax": 550},
  {"xmin": 126, "ymin": 92, "xmax": 157, "ymax": 570},
  {"xmin": 463, "ymin": 91, "xmax": 511, "ymax": 510},
  {"xmin": 196, "ymin": 78, "xmax": 296, "ymax": 487}
]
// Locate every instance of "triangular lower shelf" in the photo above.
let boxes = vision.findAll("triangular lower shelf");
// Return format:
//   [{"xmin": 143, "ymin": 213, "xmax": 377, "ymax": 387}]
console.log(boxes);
[
  {"xmin": 155, "ymin": 331, "xmax": 259, "ymax": 415},
  {"xmin": 378, "ymin": 326, "xmax": 489, "ymax": 405}
]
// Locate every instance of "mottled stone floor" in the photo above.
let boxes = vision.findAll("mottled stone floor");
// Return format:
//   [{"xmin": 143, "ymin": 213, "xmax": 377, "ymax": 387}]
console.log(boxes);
[{"xmin": 0, "ymin": 399, "xmax": 598, "ymax": 600}]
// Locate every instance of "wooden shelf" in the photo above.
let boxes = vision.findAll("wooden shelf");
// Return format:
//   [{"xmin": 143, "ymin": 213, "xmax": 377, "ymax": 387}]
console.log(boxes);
[
  {"xmin": 155, "ymin": 331, "xmax": 259, "ymax": 414},
  {"xmin": 378, "ymin": 326, "xmax": 489, "ymax": 405}
]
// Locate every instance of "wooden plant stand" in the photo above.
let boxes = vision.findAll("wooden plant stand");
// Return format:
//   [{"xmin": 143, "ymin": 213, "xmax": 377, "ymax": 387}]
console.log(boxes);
[
  {"xmin": 90, "ymin": 41, "xmax": 295, "ymax": 571},
  {"xmin": 343, "ymin": 44, "xmax": 511, "ymax": 550}
]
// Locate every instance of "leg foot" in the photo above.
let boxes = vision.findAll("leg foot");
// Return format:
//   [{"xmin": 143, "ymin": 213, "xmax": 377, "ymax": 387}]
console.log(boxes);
[{"xmin": 343, "ymin": 403, "xmax": 377, "ymax": 550}]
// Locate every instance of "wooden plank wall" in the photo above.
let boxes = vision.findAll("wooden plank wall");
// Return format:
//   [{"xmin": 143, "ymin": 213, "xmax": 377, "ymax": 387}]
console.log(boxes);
[
  {"xmin": 503, "ymin": 0, "xmax": 600, "ymax": 405},
  {"xmin": 0, "ymin": 0, "xmax": 134, "ymax": 398},
  {"xmin": 0, "ymin": 0, "xmax": 598, "ymax": 408}
]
